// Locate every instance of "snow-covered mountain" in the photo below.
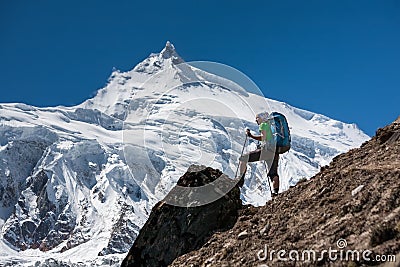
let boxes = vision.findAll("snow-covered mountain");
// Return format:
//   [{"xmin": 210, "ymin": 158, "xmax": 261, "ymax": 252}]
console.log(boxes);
[{"xmin": 0, "ymin": 42, "xmax": 369, "ymax": 266}]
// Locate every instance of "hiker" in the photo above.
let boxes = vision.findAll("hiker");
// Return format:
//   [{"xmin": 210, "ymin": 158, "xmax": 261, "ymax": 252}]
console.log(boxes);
[{"xmin": 237, "ymin": 112, "xmax": 280, "ymax": 196}]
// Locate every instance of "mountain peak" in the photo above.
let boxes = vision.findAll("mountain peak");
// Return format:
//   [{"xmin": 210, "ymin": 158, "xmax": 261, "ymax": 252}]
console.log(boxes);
[
  {"xmin": 160, "ymin": 41, "xmax": 184, "ymax": 64},
  {"xmin": 160, "ymin": 41, "xmax": 177, "ymax": 59},
  {"xmin": 131, "ymin": 41, "xmax": 184, "ymax": 74}
]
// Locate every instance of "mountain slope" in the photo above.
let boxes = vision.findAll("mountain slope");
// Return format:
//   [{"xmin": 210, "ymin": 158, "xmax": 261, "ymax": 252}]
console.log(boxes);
[
  {"xmin": 171, "ymin": 117, "xmax": 400, "ymax": 266},
  {"xmin": 0, "ymin": 42, "xmax": 369, "ymax": 265}
]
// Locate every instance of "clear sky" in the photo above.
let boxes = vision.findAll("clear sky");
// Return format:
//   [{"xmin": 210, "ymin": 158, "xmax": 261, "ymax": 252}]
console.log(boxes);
[{"xmin": 1, "ymin": 1, "xmax": 399, "ymax": 136}]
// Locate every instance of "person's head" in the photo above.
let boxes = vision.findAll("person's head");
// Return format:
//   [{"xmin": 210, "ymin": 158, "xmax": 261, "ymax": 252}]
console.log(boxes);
[{"xmin": 256, "ymin": 112, "xmax": 269, "ymax": 125}]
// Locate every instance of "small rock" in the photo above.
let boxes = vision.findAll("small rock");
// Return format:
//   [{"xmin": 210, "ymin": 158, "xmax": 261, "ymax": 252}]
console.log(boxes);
[
  {"xmin": 205, "ymin": 256, "xmax": 215, "ymax": 264},
  {"xmin": 351, "ymin": 185, "xmax": 364, "ymax": 196},
  {"xmin": 219, "ymin": 248, "xmax": 228, "ymax": 260},
  {"xmin": 238, "ymin": 230, "xmax": 248, "ymax": 240},
  {"xmin": 260, "ymin": 224, "xmax": 270, "ymax": 235}
]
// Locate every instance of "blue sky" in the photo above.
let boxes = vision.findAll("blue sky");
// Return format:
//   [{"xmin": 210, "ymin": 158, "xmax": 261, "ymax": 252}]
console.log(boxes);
[{"xmin": 1, "ymin": 1, "xmax": 399, "ymax": 136}]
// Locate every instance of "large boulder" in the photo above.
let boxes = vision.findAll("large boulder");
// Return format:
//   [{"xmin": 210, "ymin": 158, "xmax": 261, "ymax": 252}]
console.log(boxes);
[{"xmin": 121, "ymin": 165, "xmax": 242, "ymax": 267}]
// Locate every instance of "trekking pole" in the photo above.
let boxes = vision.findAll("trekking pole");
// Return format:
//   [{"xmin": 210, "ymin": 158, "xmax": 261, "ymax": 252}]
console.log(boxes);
[
  {"xmin": 234, "ymin": 134, "xmax": 248, "ymax": 179},
  {"xmin": 263, "ymin": 161, "xmax": 272, "ymax": 196}
]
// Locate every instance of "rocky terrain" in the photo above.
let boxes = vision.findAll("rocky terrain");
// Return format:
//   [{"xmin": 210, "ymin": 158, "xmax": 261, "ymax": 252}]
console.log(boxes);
[{"xmin": 124, "ymin": 117, "xmax": 400, "ymax": 266}]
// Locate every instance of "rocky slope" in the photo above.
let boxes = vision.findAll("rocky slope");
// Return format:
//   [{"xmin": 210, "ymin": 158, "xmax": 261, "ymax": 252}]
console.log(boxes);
[{"xmin": 125, "ymin": 117, "xmax": 399, "ymax": 266}]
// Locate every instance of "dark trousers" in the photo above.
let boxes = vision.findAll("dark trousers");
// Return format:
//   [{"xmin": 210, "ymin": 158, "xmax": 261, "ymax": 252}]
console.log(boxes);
[{"xmin": 239, "ymin": 148, "xmax": 279, "ymax": 181}]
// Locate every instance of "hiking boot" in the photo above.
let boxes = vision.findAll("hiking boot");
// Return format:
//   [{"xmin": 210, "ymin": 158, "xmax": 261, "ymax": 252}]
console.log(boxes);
[
  {"xmin": 237, "ymin": 172, "xmax": 246, "ymax": 187},
  {"xmin": 271, "ymin": 188, "xmax": 279, "ymax": 197}
]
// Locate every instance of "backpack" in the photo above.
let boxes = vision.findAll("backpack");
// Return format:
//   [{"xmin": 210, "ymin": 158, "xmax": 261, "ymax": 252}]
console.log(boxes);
[{"xmin": 269, "ymin": 112, "xmax": 291, "ymax": 154}]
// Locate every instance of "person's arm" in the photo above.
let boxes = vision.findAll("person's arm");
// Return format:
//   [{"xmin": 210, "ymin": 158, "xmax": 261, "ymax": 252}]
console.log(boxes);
[{"xmin": 246, "ymin": 129, "xmax": 266, "ymax": 141}]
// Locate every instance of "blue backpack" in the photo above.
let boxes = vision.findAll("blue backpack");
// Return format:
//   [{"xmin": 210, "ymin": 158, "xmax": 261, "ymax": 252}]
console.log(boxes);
[{"xmin": 269, "ymin": 112, "xmax": 291, "ymax": 154}]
